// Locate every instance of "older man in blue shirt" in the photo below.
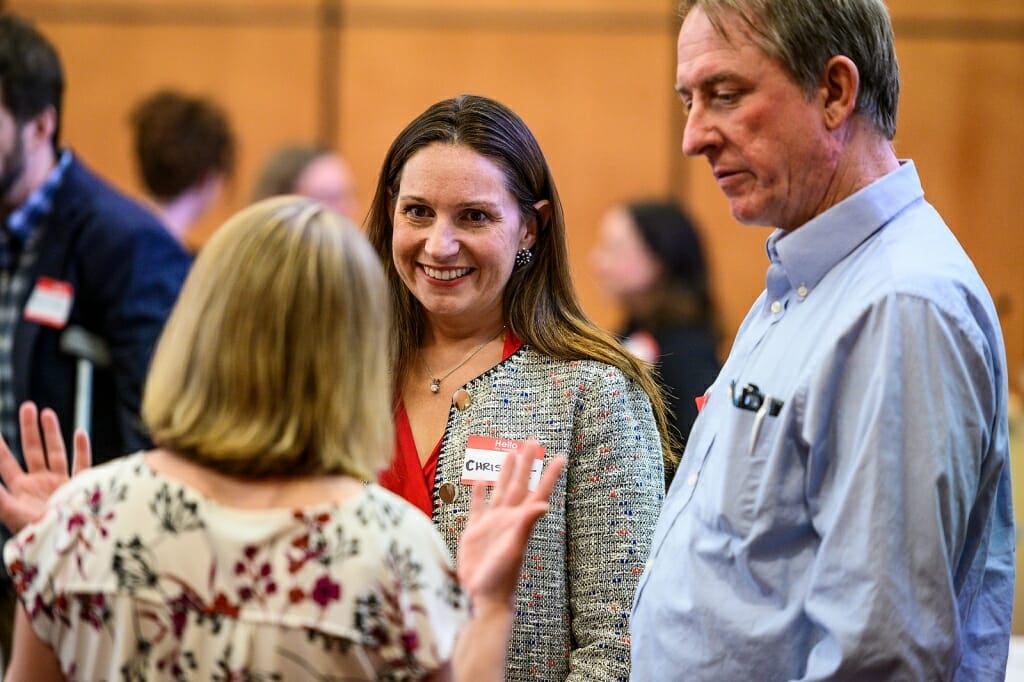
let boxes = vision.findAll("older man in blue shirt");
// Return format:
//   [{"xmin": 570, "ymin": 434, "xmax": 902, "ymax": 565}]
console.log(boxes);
[{"xmin": 631, "ymin": 0, "xmax": 1013, "ymax": 680}]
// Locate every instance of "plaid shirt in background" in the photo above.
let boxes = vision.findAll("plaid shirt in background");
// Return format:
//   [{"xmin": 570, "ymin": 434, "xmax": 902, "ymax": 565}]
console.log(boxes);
[{"xmin": 0, "ymin": 150, "xmax": 73, "ymax": 459}]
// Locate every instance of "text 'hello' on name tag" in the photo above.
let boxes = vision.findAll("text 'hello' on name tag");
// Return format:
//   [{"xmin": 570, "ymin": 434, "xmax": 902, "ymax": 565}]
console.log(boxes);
[
  {"xmin": 24, "ymin": 277, "xmax": 74, "ymax": 329},
  {"xmin": 461, "ymin": 435, "xmax": 546, "ymax": 489}
]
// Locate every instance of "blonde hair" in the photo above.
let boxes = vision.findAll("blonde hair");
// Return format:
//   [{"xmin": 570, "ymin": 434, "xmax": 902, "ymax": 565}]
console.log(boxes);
[
  {"xmin": 142, "ymin": 196, "xmax": 393, "ymax": 479},
  {"xmin": 365, "ymin": 95, "xmax": 678, "ymax": 472}
]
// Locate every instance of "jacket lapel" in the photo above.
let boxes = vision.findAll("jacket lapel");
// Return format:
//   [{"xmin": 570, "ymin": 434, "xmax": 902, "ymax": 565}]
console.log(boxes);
[{"xmin": 12, "ymin": 158, "xmax": 88, "ymax": 402}]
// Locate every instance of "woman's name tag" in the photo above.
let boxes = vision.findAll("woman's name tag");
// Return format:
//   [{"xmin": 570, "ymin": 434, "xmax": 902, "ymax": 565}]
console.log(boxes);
[{"xmin": 461, "ymin": 435, "xmax": 546, "ymax": 489}]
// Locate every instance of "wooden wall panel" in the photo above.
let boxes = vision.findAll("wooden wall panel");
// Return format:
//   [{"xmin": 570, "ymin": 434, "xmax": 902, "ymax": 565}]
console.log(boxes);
[
  {"xmin": 347, "ymin": 0, "xmax": 668, "ymax": 13},
  {"xmin": 15, "ymin": 0, "xmax": 319, "ymax": 7},
  {"xmin": 888, "ymin": 0, "xmax": 1024, "ymax": 22},
  {"xmin": 338, "ymin": 21, "xmax": 677, "ymax": 331},
  {"xmin": 7, "ymin": 4, "xmax": 323, "ymax": 247},
  {"xmin": 3, "ymin": 0, "xmax": 1021, "ymax": 387},
  {"xmin": 896, "ymin": 38, "xmax": 1024, "ymax": 393}
]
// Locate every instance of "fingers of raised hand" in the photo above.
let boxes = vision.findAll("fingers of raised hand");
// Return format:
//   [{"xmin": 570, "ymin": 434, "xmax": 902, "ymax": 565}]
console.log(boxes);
[
  {"xmin": 472, "ymin": 442, "xmax": 563, "ymax": 523},
  {"xmin": 488, "ymin": 447, "xmax": 518, "ymax": 508},
  {"xmin": 530, "ymin": 455, "xmax": 566, "ymax": 506},
  {"xmin": 468, "ymin": 480, "xmax": 488, "ymax": 522},
  {"xmin": 72, "ymin": 430, "xmax": 92, "ymax": 476},
  {"xmin": 0, "ymin": 428, "xmax": 22, "ymax": 488},
  {"xmin": 40, "ymin": 408, "xmax": 69, "ymax": 477},
  {"xmin": 501, "ymin": 446, "xmax": 536, "ymax": 508},
  {"xmin": 491, "ymin": 443, "xmax": 564, "ymax": 510},
  {"xmin": 18, "ymin": 402, "xmax": 45, "ymax": 473}
]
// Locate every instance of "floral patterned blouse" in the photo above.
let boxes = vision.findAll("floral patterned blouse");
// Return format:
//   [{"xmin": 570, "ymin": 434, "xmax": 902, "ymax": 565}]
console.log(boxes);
[{"xmin": 3, "ymin": 453, "xmax": 468, "ymax": 681}]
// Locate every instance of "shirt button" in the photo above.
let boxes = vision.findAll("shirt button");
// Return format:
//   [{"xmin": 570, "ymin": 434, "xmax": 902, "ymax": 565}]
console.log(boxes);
[
  {"xmin": 452, "ymin": 388, "xmax": 472, "ymax": 410},
  {"xmin": 438, "ymin": 482, "xmax": 458, "ymax": 504},
  {"xmin": 797, "ymin": 285, "xmax": 809, "ymax": 298},
  {"xmin": 687, "ymin": 473, "xmax": 698, "ymax": 487},
  {"xmin": 770, "ymin": 300, "xmax": 782, "ymax": 314}
]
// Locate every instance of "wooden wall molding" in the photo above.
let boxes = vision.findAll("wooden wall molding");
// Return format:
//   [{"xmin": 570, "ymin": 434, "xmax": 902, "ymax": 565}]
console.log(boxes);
[
  {"xmin": 12, "ymin": 2, "xmax": 1024, "ymax": 44},
  {"xmin": 893, "ymin": 16, "xmax": 1024, "ymax": 42},
  {"xmin": 13, "ymin": 2, "xmax": 671, "ymax": 33},
  {"xmin": 9, "ymin": 2, "xmax": 320, "ymax": 26},
  {"xmin": 343, "ymin": 6, "xmax": 671, "ymax": 33}
]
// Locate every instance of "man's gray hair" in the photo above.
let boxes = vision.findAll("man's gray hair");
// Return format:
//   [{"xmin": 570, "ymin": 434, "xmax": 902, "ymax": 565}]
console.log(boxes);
[{"xmin": 678, "ymin": 0, "xmax": 899, "ymax": 139}]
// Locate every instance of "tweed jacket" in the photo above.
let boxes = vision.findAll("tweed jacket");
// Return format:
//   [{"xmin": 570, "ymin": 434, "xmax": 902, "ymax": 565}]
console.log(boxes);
[{"xmin": 431, "ymin": 345, "xmax": 665, "ymax": 681}]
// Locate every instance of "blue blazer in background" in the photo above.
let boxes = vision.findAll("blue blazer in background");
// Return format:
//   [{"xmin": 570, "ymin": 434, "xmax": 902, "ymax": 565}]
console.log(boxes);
[{"xmin": 11, "ymin": 156, "xmax": 191, "ymax": 465}]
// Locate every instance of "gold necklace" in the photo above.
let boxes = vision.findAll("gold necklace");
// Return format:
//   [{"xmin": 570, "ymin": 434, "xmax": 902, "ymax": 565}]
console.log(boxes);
[{"xmin": 421, "ymin": 325, "xmax": 506, "ymax": 394}]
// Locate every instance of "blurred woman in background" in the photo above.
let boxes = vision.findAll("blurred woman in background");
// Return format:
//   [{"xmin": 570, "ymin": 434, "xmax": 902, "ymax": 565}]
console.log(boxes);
[{"xmin": 591, "ymin": 199, "xmax": 721, "ymax": 447}]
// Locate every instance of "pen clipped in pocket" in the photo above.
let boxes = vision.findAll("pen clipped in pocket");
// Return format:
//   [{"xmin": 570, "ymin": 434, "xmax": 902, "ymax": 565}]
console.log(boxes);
[{"xmin": 729, "ymin": 380, "xmax": 784, "ymax": 455}]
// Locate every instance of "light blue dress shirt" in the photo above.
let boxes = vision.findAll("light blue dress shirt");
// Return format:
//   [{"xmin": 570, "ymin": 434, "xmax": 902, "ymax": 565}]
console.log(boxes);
[{"xmin": 631, "ymin": 162, "xmax": 1014, "ymax": 681}]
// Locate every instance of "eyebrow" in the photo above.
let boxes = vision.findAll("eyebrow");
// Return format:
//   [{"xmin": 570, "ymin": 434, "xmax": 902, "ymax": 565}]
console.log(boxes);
[
  {"xmin": 396, "ymin": 195, "xmax": 504, "ymax": 213},
  {"xmin": 675, "ymin": 72, "xmax": 736, "ymax": 97},
  {"xmin": 456, "ymin": 201, "xmax": 503, "ymax": 212}
]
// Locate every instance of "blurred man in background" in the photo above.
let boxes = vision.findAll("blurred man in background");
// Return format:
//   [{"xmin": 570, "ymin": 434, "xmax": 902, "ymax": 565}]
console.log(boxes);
[
  {"xmin": 251, "ymin": 143, "xmax": 359, "ymax": 220},
  {"xmin": 0, "ymin": 11, "xmax": 189, "ymax": 661},
  {"xmin": 130, "ymin": 88, "xmax": 236, "ymax": 246}
]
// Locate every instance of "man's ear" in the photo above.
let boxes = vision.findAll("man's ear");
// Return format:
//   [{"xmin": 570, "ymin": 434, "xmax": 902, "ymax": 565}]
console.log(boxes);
[
  {"xmin": 25, "ymin": 106, "xmax": 57, "ymax": 151},
  {"xmin": 820, "ymin": 56, "xmax": 859, "ymax": 131}
]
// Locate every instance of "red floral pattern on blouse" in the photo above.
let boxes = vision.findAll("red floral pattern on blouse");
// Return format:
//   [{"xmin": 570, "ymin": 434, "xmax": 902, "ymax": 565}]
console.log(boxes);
[{"xmin": 3, "ymin": 453, "xmax": 468, "ymax": 681}]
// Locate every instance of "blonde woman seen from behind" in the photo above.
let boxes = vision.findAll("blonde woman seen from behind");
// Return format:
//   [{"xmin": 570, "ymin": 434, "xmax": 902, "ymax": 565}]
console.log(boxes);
[{"xmin": 1, "ymin": 196, "xmax": 563, "ymax": 681}]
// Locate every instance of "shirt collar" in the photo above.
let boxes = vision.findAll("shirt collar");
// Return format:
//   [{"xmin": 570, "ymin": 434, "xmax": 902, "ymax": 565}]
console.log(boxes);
[
  {"xmin": 766, "ymin": 160, "xmax": 925, "ymax": 293},
  {"xmin": 6, "ymin": 149, "xmax": 74, "ymax": 242}
]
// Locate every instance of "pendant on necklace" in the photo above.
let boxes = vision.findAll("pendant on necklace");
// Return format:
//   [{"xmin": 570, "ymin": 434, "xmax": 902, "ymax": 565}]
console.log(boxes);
[{"xmin": 430, "ymin": 378, "xmax": 441, "ymax": 393}]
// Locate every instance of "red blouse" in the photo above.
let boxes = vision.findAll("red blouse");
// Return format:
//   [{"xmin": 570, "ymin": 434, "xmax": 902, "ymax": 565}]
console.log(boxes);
[{"xmin": 378, "ymin": 331, "xmax": 523, "ymax": 516}]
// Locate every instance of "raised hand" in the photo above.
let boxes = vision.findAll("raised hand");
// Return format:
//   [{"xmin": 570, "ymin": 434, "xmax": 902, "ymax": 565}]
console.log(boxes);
[
  {"xmin": 457, "ymin": 441, "xmax": 566, "ymax": 610},
  {"xmin": 0, "ymin": 401, "xmax": 92, "ymax": 534}
]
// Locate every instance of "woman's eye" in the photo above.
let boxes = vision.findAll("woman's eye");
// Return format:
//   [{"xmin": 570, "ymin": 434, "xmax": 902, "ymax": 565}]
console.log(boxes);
[
  {"xmin": 465, "ymin": 210, "xmax": 489, "ymax": 223},
  {"xmin": 403, "ymin": 205, "xmax": 430, "ymax": 219}
]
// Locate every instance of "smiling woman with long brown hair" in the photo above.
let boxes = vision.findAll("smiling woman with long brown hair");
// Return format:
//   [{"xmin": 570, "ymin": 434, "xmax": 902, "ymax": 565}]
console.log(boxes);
[{"xmin": 367, "ymin": 94, "xmax": 669, "ymax": 681}]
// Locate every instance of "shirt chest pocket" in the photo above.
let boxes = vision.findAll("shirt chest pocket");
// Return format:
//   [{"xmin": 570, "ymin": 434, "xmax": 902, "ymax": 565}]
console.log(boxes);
[{"xmin": 693, "ymin": 406, "xmax": 789, "ymax": 538}]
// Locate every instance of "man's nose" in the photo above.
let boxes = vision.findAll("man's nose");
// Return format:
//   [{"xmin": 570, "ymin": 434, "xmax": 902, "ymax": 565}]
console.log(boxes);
[{"xmin": 681, "ymin": 104, "xmax": 720, "ymax": 158}]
